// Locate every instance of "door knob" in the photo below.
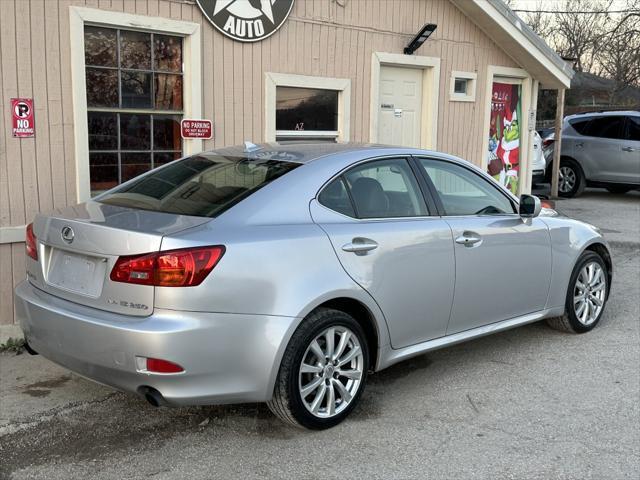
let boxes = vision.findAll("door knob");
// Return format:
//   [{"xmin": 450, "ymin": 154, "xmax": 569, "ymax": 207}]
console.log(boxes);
[
  {"xmin": 342, "ymin": 238, "xmax": 378, "ymax": 255},
  {"xmin": 455, "ymin": 232, "xmax": 482, "ymax": 247},
  {"xmin": 622, "ymin": 146, "xmax": 635, "ymax": 152}
]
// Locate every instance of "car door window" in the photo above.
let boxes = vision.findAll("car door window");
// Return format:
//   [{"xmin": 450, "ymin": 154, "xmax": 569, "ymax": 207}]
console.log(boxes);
[
  {"xmin": 318, "ymin": 177, "xmax": 356, "ymax": 217},
  {"xmin": 569, "ymin": 118, "xmax": 591, "ymax": 135},
  {"xmin": 418, "ymin": 159, "xmax": 515, "ymax": 216},
  {"xmin": 582, "ymin": 116, "xmax": 625, "ymax": 139},
  {"xmin": 338, "ymin": 158, "xmax": 427, "ymax": 218},
  {"xmin": 625, "ymin": 116, "xmax": 640, "ymax": 141}
]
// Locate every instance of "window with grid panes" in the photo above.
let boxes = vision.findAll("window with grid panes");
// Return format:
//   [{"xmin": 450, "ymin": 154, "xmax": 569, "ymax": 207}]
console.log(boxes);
[{"xmin": 84, "ymin": 26, "xmax": 184, "ymax": 195}]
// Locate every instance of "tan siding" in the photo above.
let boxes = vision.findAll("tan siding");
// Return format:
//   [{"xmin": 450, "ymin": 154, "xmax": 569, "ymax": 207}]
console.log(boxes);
[{"xmin": 0, "ymin": 0, "xmax": 526, "ymax": 326}]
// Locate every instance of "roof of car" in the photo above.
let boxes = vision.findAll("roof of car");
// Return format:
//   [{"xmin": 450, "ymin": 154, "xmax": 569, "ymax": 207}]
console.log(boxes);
[
  {"xmin": 567, "ymin": 110, "xmax": 639, "ymax": 120},
  {"xmin": 206, "ymin": 142, "xmax": 405, "ymax": 164}
]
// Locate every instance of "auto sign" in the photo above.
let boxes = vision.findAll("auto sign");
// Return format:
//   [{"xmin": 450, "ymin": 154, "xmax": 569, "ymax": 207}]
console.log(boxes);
[{"xmin": 196, "ymin": 0, "xmax": 295, "ymax": 43}]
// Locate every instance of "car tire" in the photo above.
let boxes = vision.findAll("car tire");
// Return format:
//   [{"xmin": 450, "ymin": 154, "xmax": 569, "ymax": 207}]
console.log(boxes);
[
  {"xmin": 606, "ymin": 186, "xmax": 631, "ymax": 194},
  {"xmin": 558, "ymin": 159, "xmax": 586, "ymax": 198},
  {"xmin": 267, "ymin": 308, "xmax": 369, "ymax": 429},
  {"xmin": 546, "ymin": 251, "xmax": 609, "ymax": 334}
]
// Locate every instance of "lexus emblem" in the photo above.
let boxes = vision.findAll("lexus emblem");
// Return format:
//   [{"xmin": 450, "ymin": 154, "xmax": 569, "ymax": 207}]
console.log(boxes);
[
  {"xmin": 196, "ymin": 0, "xmax": 295, "ymax": 43},
  {"xmin": 61, "ymin": 226, "xmax": 75, "ymax": 244}
]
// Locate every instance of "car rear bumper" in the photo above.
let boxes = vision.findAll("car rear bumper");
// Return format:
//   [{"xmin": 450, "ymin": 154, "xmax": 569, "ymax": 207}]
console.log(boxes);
[
  {"xmin": 15, "ymin": 281, "xmax": 298, "ymax": 406},
  {"xmin": 532, "ymin": 169, "xmax": 546, "ymax": 183}
]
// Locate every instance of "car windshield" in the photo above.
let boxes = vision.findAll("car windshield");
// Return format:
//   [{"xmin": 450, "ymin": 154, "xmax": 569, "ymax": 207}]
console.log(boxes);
[{"xmin": 97, "ymin": 154, "xmax": 300, "ymax": 217}]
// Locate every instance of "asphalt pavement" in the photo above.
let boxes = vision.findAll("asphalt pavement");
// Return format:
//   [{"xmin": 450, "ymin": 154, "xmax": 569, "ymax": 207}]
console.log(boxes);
[{"xmin": 1, "ymin": 189, "xmax": 638, "ymax": 479}]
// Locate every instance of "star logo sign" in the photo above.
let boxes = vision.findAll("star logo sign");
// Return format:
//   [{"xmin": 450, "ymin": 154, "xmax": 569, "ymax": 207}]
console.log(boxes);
[
  {"xmin": 196, "ymin": 0, "xmax": 295, "ymax": 43},
  {"xmin": 214, "ymin": 0, "xmax": 276, "ymax": 25}
]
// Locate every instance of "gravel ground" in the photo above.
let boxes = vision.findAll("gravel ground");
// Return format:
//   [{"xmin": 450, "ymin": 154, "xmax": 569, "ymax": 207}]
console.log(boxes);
[{"xmin": 1, "ymin": 189, "xmax": 638, "ymax": 480}]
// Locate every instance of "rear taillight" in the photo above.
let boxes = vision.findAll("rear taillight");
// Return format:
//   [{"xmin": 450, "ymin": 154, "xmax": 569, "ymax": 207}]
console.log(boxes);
[
  {"xmin": 542, "ymin": 138, "xmax": 554, "ymax": 148},
  {"xmin": 110, "ymin": 246, "xmax": 225, "ymax": 287},
  {"xmin": 26, "ymin": 223, "xmax": 38, "ymax": 260}
]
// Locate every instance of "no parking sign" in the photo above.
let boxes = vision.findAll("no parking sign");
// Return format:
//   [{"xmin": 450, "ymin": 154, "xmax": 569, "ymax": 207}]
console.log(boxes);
[{"xmin": 11, "ymin": 98, "xmax": 35, "ymax": 138}]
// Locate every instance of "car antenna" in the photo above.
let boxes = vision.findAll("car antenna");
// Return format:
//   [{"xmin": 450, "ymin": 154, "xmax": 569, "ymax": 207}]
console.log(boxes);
[{"xmin": 244, "ymin": 141, "xmax": 261, "ymax": 153}]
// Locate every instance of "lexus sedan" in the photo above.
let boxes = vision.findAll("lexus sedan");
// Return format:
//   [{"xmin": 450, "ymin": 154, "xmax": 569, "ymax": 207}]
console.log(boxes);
[{"xmin": 15, "ymin": 143, "xmax": 612, "ymax": 429}]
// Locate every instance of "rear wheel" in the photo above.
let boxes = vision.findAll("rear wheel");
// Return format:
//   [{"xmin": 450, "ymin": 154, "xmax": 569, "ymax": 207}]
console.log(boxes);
[
  {"xmin": 268, "ymin": 308, "xmax": 369, "ymax": 429},
  {"xmin": 606, "ymin": 185, "xmax": 631, "ymax": 194},
  {"xmin": 558, "ymin": 159, "xmax": 586, "ymax": 198},
  {"xmin": 546, "ymin": 251, "xmax": 609, "ymax": 333}
]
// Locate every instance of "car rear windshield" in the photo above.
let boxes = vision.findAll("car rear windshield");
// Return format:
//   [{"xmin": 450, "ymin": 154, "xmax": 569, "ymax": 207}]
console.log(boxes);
[{"xmin": 97, "ymin": 154, "xmax": 300, "ymax": 217}]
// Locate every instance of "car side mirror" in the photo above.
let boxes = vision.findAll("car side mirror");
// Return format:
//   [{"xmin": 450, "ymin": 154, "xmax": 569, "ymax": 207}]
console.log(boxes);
[{"xmin": 519, "ymin": 194, "xmax": 541, "ymax": 218}]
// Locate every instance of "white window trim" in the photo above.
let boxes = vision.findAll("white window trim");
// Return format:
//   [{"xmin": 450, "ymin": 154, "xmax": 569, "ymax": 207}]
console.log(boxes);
[
  {"xmin": 69, "ymin": 6, "xmax": 202, "ymax": 202},
  {"xmin": 450, "ymin": 71, "xmax": 477, "ymax": 102},
  {"xmin": 480, "ymin": 65, "xmax": 534, "ymax": 196},
  {"xmin": 265, "ymin": 72, "xmax": 351, "ymax": 142},
  {"xmin": 369, "ymin": 52, "xmax": 440, "ymax": 149}
]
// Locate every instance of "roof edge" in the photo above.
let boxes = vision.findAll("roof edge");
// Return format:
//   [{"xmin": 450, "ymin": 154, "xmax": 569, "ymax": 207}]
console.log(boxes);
[{"xmin": 452, "ymin": 0, "xmax": 574, "ymax": 89}]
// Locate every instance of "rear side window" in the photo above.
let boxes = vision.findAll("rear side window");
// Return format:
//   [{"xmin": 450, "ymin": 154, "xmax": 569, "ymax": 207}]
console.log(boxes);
[
  {"xmin": 626, "ymin": 116, "xmax": 640, "ymax": 141},
  {"xmin": 569, "ymin": 118, "xmax": 591, "ymax": 135},
  {"xmin": 98, "ymin": 154, "xmax": 300, "ymax": 217},
  {"xmin": 318, "ymin": 158, "xmax": 428, "ymax": 219},
  {"xmin": 318, "ymin": 178, "xmax": 356, "ymax": 217},
  {"xmin": 573, "ymin": 116, "xmax": 625, "ymax": 139}
]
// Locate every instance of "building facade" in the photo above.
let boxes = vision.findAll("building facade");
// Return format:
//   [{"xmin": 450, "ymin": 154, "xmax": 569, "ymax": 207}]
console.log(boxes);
[{"xmin": 0, "ymin": 0, "xmax": 572, "ymax": 333}]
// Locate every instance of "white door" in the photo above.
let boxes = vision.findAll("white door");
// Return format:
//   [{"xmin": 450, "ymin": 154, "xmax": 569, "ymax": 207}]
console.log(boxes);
[{"xmin": 378, "ymin": 66, "xmax": 423, "ymax": 147}]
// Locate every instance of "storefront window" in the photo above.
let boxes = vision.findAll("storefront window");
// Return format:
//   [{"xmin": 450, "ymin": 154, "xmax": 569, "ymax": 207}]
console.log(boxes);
[
  {"xmin": 84, "ymin": 26, "xmax": 184, "ymax": 194},
  {"xmin": 275, "ymin": 87, "xmax": 339, "ymax": 142}
]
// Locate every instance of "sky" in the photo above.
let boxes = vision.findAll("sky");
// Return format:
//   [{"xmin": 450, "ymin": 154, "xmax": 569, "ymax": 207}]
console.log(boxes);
[{"xmin": 511, "ymin": 0, "xmax": 629, "ymax": 9}]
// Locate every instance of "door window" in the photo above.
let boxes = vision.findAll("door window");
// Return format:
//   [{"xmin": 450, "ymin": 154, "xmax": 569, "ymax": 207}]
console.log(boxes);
[
  {"xmin": 318, "ymin": 177, "xmax": 356, "ymax": 217},
  {"xmin": 580, "ymin": 116, "xmax": 625, "ymax": 139},
  {"xmin": 320, "ymin": 158, "xmax": 427, "ymax": 219},
  {"xmin": 625, "ymin": 116, "xmax": 640, "ymax": 141},
  {"xmin": 419, "ymin": 159, "xmax": 515, "ymax": 216}
]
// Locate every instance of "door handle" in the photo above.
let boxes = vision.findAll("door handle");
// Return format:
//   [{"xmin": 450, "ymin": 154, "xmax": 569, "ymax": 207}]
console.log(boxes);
[
  {"xmin": 622, "ymin": 146, "xmax": 635, "ymax": 152},
  {"xmin": 575, "ymin": 142, "xmax": 584, "ymax": 148},
  {"xmin": 342, "ymin": 238, "xmax": 378, "ymax": 254},
  {"xmin": 455, "ymin": 232, "xmax": 482, "ymax": 247}
]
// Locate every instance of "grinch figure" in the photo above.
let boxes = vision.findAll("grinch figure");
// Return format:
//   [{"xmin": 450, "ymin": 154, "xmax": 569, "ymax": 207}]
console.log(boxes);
[{"xmin": 488, "ymin": 107, "xmax": 520, "ymax": 193}]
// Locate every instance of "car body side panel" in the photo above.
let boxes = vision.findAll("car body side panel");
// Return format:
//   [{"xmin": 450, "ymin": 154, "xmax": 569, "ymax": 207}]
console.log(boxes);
[
  {"xmin": 541, "ymin": 216, "xmax": 611, "ymax": 310},
  {"xmin": 444, "ymin": 216, "xmax": 552, "ymax": 334},
  {"xmin": 157, "ymin": 220, "xmax": 392, "ymax": 350},
  {"xmin": 310, "ymin": 200, "xmax": 455, "ymax": 349}
]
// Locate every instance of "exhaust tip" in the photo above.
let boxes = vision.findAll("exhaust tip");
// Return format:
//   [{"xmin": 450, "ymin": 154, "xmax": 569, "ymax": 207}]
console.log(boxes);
[{"xmin": 138, "ymin": 386, "xmax": 166, "ymax": 407}]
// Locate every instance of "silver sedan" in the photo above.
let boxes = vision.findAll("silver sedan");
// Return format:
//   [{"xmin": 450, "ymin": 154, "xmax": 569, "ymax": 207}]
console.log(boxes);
[{"xmin": 15, "ymin": 143, "xmax": 612, "ymax": 429}]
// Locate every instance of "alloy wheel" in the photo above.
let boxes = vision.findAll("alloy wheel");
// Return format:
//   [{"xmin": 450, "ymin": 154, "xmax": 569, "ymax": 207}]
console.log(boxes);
[
  {"xmin": 559, "ymin": 166, "xmax": 576, "ymax": 193},
  {"xmin": 298, "ymin": 326, "xmax": 364, "ymax": 418},
  {"xmin": 573, "ymin": 261, "xmax": 606, "ymax": 326}
]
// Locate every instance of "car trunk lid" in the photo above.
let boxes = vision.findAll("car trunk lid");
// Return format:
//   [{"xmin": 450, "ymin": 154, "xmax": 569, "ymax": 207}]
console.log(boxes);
[{"xmin": 28, "ymin": 201, "xmax": 210, "ymax": 316}]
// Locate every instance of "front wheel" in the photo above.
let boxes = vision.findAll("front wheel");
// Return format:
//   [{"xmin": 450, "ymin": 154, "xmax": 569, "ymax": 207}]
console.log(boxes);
[
  {"xmin": 546, "ymin": 251, "xmax": 609, "ymax": 333},
  {"xmin": 268, "ymin": 308, "xmax": 369, "ymax": 429}
]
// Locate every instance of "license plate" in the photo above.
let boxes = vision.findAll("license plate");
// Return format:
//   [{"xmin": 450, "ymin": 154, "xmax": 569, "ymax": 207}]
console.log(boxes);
[{"xmin": 47, "ymin": 250, "xmax": 106, "ymax": 297}]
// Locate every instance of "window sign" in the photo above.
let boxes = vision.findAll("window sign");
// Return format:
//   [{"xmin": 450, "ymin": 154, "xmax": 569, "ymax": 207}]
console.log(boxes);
[
  {"xmin": 275, "ymin": 87, "xmax": 339, "ymax": 141},
  {"xmin": 84, "ymin": 26, "xmax": 184, "ymax": 195}
]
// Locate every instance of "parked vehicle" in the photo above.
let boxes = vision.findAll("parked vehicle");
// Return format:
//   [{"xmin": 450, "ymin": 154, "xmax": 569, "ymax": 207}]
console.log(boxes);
[
  {"xmin": 531, "ymin": 130, "xmax": 546, "ymax": 185},
  {"xmin": 15, "ymin": 143, "xmax": 613, "ymax": 429},
  {"xmin": 537, "ymin": 127, "xmax": 555, "ymax": 140},
  {"xmin": 544, "ymin": 111, "xmax": 640, "ymax": 197}
]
